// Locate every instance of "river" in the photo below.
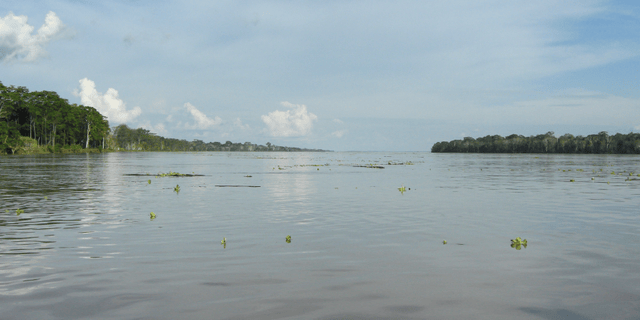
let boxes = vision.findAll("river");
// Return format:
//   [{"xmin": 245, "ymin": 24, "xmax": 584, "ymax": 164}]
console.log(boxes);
[{"xmin": 1, "ymin": 152, "xmax": 639, "ymax": 319}]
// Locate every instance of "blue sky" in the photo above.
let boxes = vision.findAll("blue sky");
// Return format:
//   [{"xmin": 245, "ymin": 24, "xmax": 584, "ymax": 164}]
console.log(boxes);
[{"xmin": 1, "ymin": 1, "xmax": 639, "ymax": 151}]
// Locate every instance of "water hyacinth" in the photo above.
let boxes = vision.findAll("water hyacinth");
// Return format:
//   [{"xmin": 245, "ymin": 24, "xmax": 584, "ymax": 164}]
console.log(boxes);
[{"xmin": 510, "ymin": 237, "xmax": 528, "ymax": 250}]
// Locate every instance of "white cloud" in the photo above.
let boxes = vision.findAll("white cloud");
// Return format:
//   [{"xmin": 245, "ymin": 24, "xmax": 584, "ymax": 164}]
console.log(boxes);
[
  {"xmin": 333, "ymin": 119, "xmax": 344, "ymax": 124},
  {"xmin": 74, "ymin": 78, "xmax": 142, "ymax": 124},
  {"xmin": 234, "ymin": 118, "xmax": 250, "ymax": 130},
  {"xmin": 261, "ymin": 101, "xmax": 318, "ymax": 137},
  {"xmin": 331, "ymin": 130, "xmax": 347, "ymax": 138},
  {"xmin": 183, "ymin": 102, "xmax": 222, "ymax": 129},
  {"xmin": 0, "ymin": 11, "xmax": 72, "ymax": 62}
]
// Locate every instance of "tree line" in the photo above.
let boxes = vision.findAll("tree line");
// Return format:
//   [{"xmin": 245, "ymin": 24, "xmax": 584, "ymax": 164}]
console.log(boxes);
[
  {"xmin": 431, "ymin": 131, "xmax": 640, "ymax": 154},
  {"xmin": 1, "ymin": 81, "xmax": 109, "ymax": 154},
  {"xmin": 111, "ymin": 124, "xmax": 326, "ymax": 152}
]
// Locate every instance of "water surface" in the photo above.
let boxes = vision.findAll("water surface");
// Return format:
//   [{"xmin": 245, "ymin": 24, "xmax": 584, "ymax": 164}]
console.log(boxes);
[{"xmin": 1, "ymin": 152, "xmax": 639, "ymax": 319}]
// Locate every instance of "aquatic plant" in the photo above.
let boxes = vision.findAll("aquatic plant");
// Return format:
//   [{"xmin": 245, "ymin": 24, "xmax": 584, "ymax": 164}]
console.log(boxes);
[
  {"xmin": 157, "ymin": 171, "xmax": 190, "ymax": 177},
  {"xmin": 570, "ymin": 179, "xmax": 575, "ymax": 182},
  {"xmin": 221, "ymin": 237, "xmax": 226, "ymax": 245},
  {"xmin": 150, "ymin": 212, "xmax": 156, "ymax": 219},
  {"xmin": 244, "ymin": 175, "xmax": 252, "ymax": 177},
  {"xmin": 174, "ymin": 184, "xmax": 180, "ymax": 193},
  {"xmin": 398, "ymin": 185, "xmax": 407, "ymax": 194},
  {"xmin": 510, "ymin": 237, "xmax": 528, "ymax": 250},
  {"xmin": 148, "ymin": 180, "xmax": 151, "ymax": 184},
  {"xmin": 286, "ymin": 235, "xmax": 292, "ymax": 243},
  {"xmin": 44, "ymin": 196, "xmax": 48, "ymax": 200},
  {"xmin": 443, "ymin": 240, "xmax": 447, "ymax": 244},
  {"xmin": 16, "ymin": 209, "xmax": 24, "ymax": 215}
]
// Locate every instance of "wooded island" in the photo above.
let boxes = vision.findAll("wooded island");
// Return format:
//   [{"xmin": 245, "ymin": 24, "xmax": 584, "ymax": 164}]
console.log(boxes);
[
  {"xmin": 0, "ymin": 82, "xmax": 326, "ymax": 155},
  {"xmin": 431, "ymin": 131, "xmax": 640, "ymax": 154}
]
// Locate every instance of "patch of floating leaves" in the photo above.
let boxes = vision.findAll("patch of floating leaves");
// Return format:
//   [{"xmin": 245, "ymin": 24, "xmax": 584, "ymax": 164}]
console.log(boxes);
[{"xmin": 510, "ymin": 237, "xmax": 528, "ymax": 250}]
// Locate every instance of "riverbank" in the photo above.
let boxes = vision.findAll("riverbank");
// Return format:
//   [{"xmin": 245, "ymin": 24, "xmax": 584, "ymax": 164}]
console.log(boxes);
[{"xmin": 0, "ymin": 137, "xmax": 105, "ymax": 155}]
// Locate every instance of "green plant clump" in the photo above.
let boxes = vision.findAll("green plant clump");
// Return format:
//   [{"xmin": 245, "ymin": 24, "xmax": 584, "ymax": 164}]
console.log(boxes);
[
  {"xmin": 286, "ymin": 235, "xmax": 292, "ymax": 243},
  {"xmin": 510, "ymin": 237, "xmax": 528, "ymax": 250}
]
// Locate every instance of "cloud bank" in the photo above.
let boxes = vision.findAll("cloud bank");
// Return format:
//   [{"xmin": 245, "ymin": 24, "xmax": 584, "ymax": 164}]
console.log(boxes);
[
  {"xmin": 183, "ymin": 102, "xmax": 221, "ymax": 129},
  {"xmin": 262, "ymin": 102, "xmax": 318, "ymax": 137},
  {"xmin": 0, "ymin": 11, "xmax": 71, "ymax": 62},
  {"xmin": 74, "ymin": 78, "xmax": 142, "ymax": 124}
]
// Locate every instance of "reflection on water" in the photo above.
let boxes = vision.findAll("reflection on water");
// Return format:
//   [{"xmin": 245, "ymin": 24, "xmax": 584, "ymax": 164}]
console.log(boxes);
[{"xmin": 1, "ymin": 152, "xmax": 640, "ymax": 319}]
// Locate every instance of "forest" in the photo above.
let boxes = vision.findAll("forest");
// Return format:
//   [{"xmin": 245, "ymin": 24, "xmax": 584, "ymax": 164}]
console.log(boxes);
[
  {"xmin": 1, "ymin": 82, "xmax": 326, "ymax": 154},
  {"xmin": 0, "ymin": 81, "xmax": 109, "ymax": 154},
  {"xmin": 431, "ymin": 131, "xmax": 640, "ymax": 154},
  {"xmin": 111, "ymin": 124, "xmax": 326, "ymax": 152}
]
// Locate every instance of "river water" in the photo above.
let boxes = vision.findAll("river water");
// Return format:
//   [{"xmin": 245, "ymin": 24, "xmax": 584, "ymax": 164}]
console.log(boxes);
[{"xmin": 1, "ymin": 152, "xmax": 639, "ymax": 319}]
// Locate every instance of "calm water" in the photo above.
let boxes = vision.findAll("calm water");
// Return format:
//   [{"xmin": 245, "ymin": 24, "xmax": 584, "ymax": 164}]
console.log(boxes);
[{"xmin": 1, "ymin": 152, "xmax": 639, "ymax": 320}]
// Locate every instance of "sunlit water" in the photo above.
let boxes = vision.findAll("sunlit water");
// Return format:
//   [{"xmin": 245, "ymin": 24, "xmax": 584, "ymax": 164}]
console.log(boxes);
[{"xmin": 1, "ymin": 152, "xmax": 639, "ymax": 320}]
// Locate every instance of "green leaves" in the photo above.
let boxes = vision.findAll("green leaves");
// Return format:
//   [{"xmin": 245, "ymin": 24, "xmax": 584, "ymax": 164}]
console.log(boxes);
[
  {"xmin": 286, "ymin": 235, "xmax": 292, "ymax": 243},
  {"xmin": 150, "ymin": 212, "xmax": 156, "ymax": 220},
  {"xmin": 510, "ymin": 237, "xmax": 528, "ymax": 250},
  {"xmin": 16, "ymin": 209, "xmax": 24, "ymax": 215},
  {"xmin": 174, "ymin": 184, "xmax": 180, "ymax": 193},
  {"xmin": 443, "ymin": 240, "xmax": 447, "ymax": 245}
]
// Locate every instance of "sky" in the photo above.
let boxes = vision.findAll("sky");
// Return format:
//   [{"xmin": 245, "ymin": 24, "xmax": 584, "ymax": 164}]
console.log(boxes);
[{"xmin": 1, "ymin": 0, "xmax": 639, "ymax": 151}]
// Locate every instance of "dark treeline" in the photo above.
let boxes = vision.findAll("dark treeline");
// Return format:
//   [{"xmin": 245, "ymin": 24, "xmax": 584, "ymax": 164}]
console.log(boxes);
[
  {"xmin": 0, "ymin": 81, "xmax": 109, "ymax": 154},
  {"xmin": 112, "ymin": 124, "xmax": 327, "ymax": 152},
  {"xmin": 432, "ymin": 131, "xmax": 640, "ymax": 154}
]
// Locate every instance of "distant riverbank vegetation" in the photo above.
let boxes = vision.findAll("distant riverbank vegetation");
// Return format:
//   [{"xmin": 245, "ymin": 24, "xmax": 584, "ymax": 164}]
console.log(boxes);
[
  {"xmin": 431, "ymin": 131, "xmax": 640, "ymax": 154},
  {"xmin": 1, "ymin": 82, "xmax": 326, "ymax": 155},
  {"xmin": 111, "ymin": 124, "xmax": 326, "ymax": 152}
]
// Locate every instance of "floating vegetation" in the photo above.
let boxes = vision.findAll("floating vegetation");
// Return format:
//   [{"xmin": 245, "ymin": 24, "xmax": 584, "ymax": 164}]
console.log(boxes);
[
  {"xmin": 398, "ymin": 185, "xmax": 410, "ymax": 194},
  {"xmin": 387, "ymin": 161, "xmax": 414, "ymax": 165},
  {"xmin": 221, "ymin": 237, "xmax": 226, "ymax": 249},
  {"xmin": 215, "ymin": 185, "xmax": 260, "ymax": 188},
  {"xmin": 124, "ymin": 171, "xmax": 204, "ymax": 177},
  {"xmin": 354, "ymin": 165, "xmax": 385, "ymax": 169},
  {"xmin": 443, "ymin": 240, "xmax": 447, "ymax": 245},
  {"xmin": 148, "ymin": 179, "xmax": 151, "ymax": 184},
  {"xmin": 285, "ymin": 235, "xmax": 291, "ymax": 243},
  {"xmin": 174, "ymin": 184, "xmax": 180, "ymax": 193},
  {"xmin": 510, "ymin": 237, "xmax": 528, "ymax": 250},
  {"xmin": 244, "ymin": 175, "xmax": 252, "ymax": 178},
  {"xmin": 44, "ymin": 196, "xmax": 48, "ymax": 200},
  {"xmin": 570, "ymin": 179, "xmax": 575, "ymax": 182},
  {"xmin": 150, "ymin": 212, "xmax": 156, "ymax": 220},
  {"xmin": 16, "ymin": 209, "xmax": 25, "ymax": 215}
]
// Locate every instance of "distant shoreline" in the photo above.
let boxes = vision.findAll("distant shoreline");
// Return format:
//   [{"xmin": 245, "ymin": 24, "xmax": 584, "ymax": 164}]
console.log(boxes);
[{"xmin": 431, "ymin": 131, "xmax": 640, "ymax": 154}]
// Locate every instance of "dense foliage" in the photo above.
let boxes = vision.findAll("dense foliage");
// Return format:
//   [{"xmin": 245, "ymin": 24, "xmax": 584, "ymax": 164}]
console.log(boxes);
[
  {"xmin": 431, "ymin": 131, "xmax": 640, "ymax": 154},
  {"xmin": 0, "ymin": 81, "xmax": 109, "ymax": 154},
  {"xmin": 112, "ymin": 124, "xmax": 326, "ymax": 152}
]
